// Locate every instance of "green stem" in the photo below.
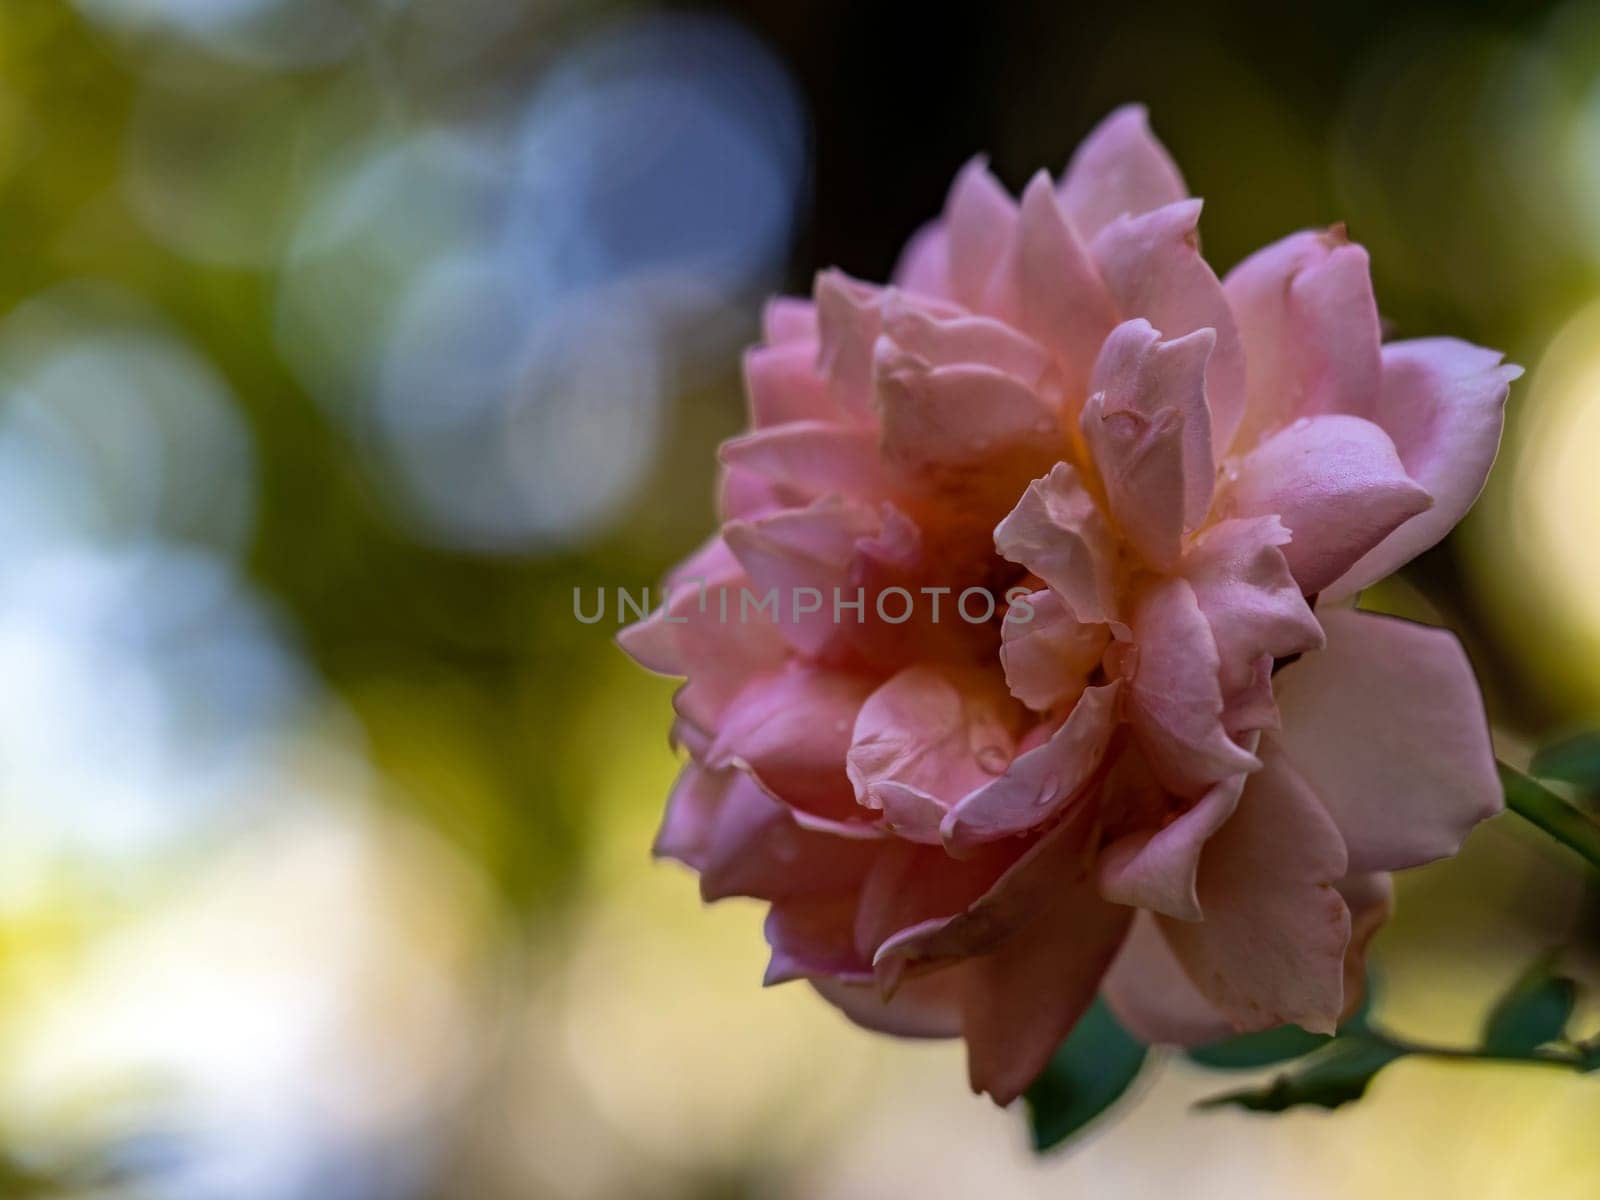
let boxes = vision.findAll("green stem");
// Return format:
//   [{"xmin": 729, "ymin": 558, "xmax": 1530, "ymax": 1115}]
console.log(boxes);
[
  {"xmin": 1362, "ymin": 1027, "xmax": 1592, "ymax": 1071},
  {"xmin": 1498, "ymin": 761, "xmax": 1600, "ymax": 875}
]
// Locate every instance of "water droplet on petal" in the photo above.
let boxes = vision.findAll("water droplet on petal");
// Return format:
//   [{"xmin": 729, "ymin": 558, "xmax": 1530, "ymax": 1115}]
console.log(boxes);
[{"xmin": 1035, "ymin": 774, "xmax": 1060, "ymax": 807}]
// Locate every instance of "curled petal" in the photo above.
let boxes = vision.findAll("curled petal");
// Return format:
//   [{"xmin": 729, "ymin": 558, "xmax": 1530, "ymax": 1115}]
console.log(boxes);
[
  {"xmin": 942, "ymin": 681, "xmax": 1123, "ymax": 852},
  {"xmin": 881, "ymin": 296, "xmax": 1056, "ymax": 388},
  {"xmin": 1083, "ymin": 319, "xmax": 1217, "ymax": 567},
  {"xmin": 1224, "ymin": 228, "xmax": 1383, "ymax": 450},
  {"xmin": 1324, "ymin": 338, "xmax": 1519, "ymax": 600},
  {"xmin": 1221, "ymin": 414, "xmax": 1432, "ymax": 596},
  {"xmin": 993, "ymin": 463, "xmax": 1121, "ymax": 627},
  {"xmin": 1158, "ymin": 740, "xmax": 1351, "ymax": 1033},
  {"xmin": 1126, "ymin": 576, "xmax": 1261, "ymax": 797},
  {"xmin": 1274, "ymin": 607, "xmax": 1502, "ymax": 873},
  {"xmin": 1058, "ymin": 104, "xmax": 1187, "ymax": 243},
  {"xmin": 848, "ymin": 665, "xmax": 1024, "ymax": 842},
  {"xmin": 1090, "ymin": 198, "xmax": 1247, "ymax": 450},
  {"xmin": 1181, "ymin": 516, "xmax": 1324, "ymax": 697},
  {"xmin": 999, "ymin": 589, "xmax": 1110, "ymax": 711},
  {"xmin": 1096, "ymin": 753, "xmax": 1253, "ymax": 922}
]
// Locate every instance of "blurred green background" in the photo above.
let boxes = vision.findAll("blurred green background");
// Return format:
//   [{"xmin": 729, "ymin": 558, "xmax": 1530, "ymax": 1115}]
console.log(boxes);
[{"xmin": 0, "ymin": 0, "xmax": 1597, "ymax": 1196}]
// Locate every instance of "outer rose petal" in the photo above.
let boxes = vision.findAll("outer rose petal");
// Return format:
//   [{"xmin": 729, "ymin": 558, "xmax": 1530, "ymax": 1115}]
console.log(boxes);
[
  {"xmin": 959, "ymin": 880, "xmax": 1133, "ymax": 1103},
  {"xmin": 993, "ymin": 463, "xmax": 1120, "ymax": 627},
  {"xmin": 873, "ymin": 801, "xmax": 1132, "ymax": 1103},
  {"xmin": 1090, "ymin": 198, "xmax": 1247, "ymax": 451},
  {"xmin": 810, "ymin": 970, "xmax": 965, "ymax": 1038},
  {"xmin": 1095, "ymin": 753, "xmax": 1253, "ymax": 922},
  {"xmin": 761, "ymin": 297, "xmax": 816, "ymax": 345},
  {"xmin": 1126, "ymin": 576, "xmax": 1260, "ymax": 797},
  {"xmin": 707, "ymin": 664, "xmax": 876, "ymax": 818},
  {"xmin": 1058, "ymin": 103, "xmax": 1188, "ymax": 243},
  {"xmin": 1223, "ymin": 228, "xmax": 1382, "ymax": 451},
  {"xmin": 1082, "ymin": 320, "xmax": 1217, "ymax": 567},
  {"xmin": 1221, "ymin": 414, "xmax": 1432, "ymax": 596},
  {"xmin": 1101, "ymin": 911, "xmax": 1233, "ymax": 1046},
  {"xmin": 1323, "ymin": 338, "xmax": 1519, "ymax": 600},
  {"xmin": 943, "ymin": 158, "xmax": 1017, "ymax": 310},
  {"xmin": 692, "ymin": 768, "xmax": 881, "ymax": 903},
  {"xmin": 1158, "ymin": 740, "xmax": 1351, "ymax": 1033},
  {"xmin": 891, "ymin": 220, "xmax": 951, "ymax": 299},
  {"xmin": 1181, "ymin": 516, "xmax": 1324, "ymax": 697},
  {"xmin": 814, "ymin": 270, "xmax": 884, "ymax": 419},
  {"xmin": 1273, "ymin": 607, "xmax": 1502, "ymax": 873},
  {"xmin": 999, "ymin": 589, "xmax": 1109, "ymax": 711},
  {"xmin": 764, "ymin": 893, "xmax": 869, "ymax": 984},
  {"xmin": 941, "ymin": 681, "xmax": 1123, "ymax": 852},
  {"xmin": 744, "ymin": 340, "xmax": 838, "ymax": 429}
]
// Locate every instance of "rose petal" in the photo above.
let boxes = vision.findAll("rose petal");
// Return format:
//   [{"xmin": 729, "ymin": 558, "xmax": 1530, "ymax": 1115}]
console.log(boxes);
[
  {"xmin": 744, "ymin": 340, "xmax": 838, "ymax": 429},
  {"xmin": 942, "ymin": 681, "xmax": 1123, "ymax": 852},
  {"xmin": 1273, "ymin": 607, "xmax": 1502, "ymax": 872},
  {"xmin": 1101, "ymin": 911, "xmax": 1234, "ymax": 1046},
  {"xmin": 1058, "ymin": 104, "xmax": 1187, "ymax": 243},
  {"xmin": 993, "ymin": 463, "xmax": 1121, "ymax": 627},
  {"xmin": 943, "ymin": 157, "xmax": 1018, "ymax": 310},
  {"xmin": 1223, "ymin": 227, "xmax": 1383, "ymax": 450},
  {"xmin": 999, "ymin": 589, "xmax": 1110, "ymax": 711},
  {"xmin": 847, "ymin": 665, "xmax": 1024, "ymax": 842},
  {"xmin": 985, "ymin": 172, "xmax": 1116, "ymax": 395},
  {"xmin": 1096, "ymin": 753, "xmax": 1253, "ymax": 922},
  {"xmin": 1221, "ymin": 414, "xmax": 1432, "ymax": 596},
  {"xmin": 1181, "ymin": 515, "xmax": 1324, "ymax": 696},
  {"xmin": 891, "ymin": 220, "xmax": 951, "ymax": 299},
  {"xmin": 719, "ymin": 421, "xmax": 889, "ymax": 502},
  {"xmin": 1158, "ymin": 740, "xmax": 1351, "ymax": 1033},
  {"xmin": 1090, "ymin": 198, "xmax": 1247, "ymax": 450},
  {"xmin": 1126, "ymin": 576, "xmax": 1261, "ymax": 797},
  {"xmin": 1323, "ymin": 338, "xmax": 1519, "ymax": 600},
  {"xmin": 1083, "ymin": 319, "xmax": 1217, "ymax": 567},
  {"xmin": 809, "ymin": 969, "xmax": 966, "ymax": 1038},
  {"xmin": 708, "ymin": 664, "xmax": 876, "ymax": 819}
]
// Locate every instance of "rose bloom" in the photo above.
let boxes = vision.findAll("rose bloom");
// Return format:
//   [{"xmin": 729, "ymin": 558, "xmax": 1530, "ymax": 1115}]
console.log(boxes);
[{"xmin": 620, "ymin": 106, "xmax": 1519, "ymax": 1103}]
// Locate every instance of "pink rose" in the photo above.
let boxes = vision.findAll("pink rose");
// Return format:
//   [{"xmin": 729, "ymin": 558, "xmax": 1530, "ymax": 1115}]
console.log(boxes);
[{"xmin": 621, "ymin": 106, "xmax": 1519, "ymax": 1103}]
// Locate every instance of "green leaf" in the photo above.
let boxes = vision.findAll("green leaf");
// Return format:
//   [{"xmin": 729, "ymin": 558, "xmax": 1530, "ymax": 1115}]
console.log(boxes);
[
  {"xmin": 1195, "ymin": 1037, "xmax": 1406, "ymax": 1113},
  {"xmin": 1186, "ymin": 1024, "xmax": 1332, "ymax": 1071},
  {"xmin": 1531, "ymin": 731, "xmax": 1600, "ymax": 793},
  {"xmin": 1482, "ymin": 960, "xmax": 1577, "ymax": 1056},
  {"xmin": 1025, "ymin": 997, "xmax": 1149, "ymax": 1151}
]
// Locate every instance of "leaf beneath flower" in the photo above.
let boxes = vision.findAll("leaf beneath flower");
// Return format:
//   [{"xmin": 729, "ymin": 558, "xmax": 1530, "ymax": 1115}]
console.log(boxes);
[
  {"xmin": 1482, "ymin": 958, "xmax": 1577, "ymax": 1056},
  {"xmin": 1194, "ymin": 1038, "xmax": 1405, "ymax": 1113},
  {"xmin": 1025, "ymin": 997, "xmax": 1148, "ymax": 1151},
  {"xmin": 1530, "ymin": 731, "xmax": 1600, "ymax": 796}
]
